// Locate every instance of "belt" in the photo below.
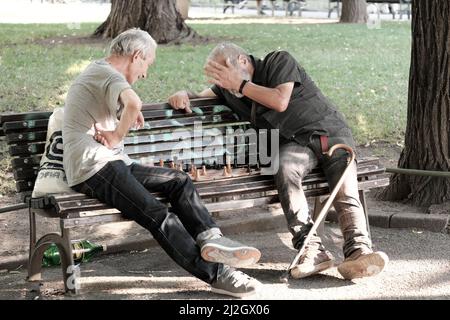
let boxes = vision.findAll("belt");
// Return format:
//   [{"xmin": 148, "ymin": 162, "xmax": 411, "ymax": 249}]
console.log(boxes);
[{"xmin": 320, "ymin": 135, "xmax": 329, "ymax": 154}]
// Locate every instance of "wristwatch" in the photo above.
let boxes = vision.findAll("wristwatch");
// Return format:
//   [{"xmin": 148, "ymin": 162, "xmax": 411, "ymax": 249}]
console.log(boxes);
[{"xmin": 239, "ymin": 79, "xmax": 249, "ymax": 94}]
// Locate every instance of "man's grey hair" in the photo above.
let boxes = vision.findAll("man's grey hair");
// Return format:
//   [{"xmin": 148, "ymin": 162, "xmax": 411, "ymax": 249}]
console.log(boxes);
[
  {"xmin": 109, "ymin": 28, "xmax": 157, "ymax": 58},
  {"xmin": 208, "ymin": 42, "xmax": 250, "ymax": 66}
]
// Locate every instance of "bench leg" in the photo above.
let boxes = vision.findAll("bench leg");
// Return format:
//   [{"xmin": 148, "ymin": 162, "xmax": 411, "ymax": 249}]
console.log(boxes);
[
  {"xmin": 358, "ymin": 190, "xmax": 372, "ymax": 240},
  {"xmin": 28, "ymin": 209, "xmax": 37, "ymax": 278},
  {"xmin": 28, "ymin": 233, "xmax": 63, "ymax": 281},
  {"xmin": 60, "ymin": 223, "xmax": 78, "ymax": 294},
  {"xmin": 27, "ymin": 212, "xmax": 78, "ymax": 294}
]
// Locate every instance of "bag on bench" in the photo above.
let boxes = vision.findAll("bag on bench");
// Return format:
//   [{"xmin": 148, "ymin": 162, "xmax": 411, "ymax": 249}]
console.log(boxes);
[{"xmin": 32, "ymin": 107, "xmax": 74, "ymax": 198}]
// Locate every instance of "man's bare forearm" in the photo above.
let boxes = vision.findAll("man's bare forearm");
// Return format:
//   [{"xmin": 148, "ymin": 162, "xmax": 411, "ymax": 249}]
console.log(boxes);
[
  {"xmin": 187, "ymin": 88, "xmax": 217, "ymax": 99},
  {"xmin": 186, "ymin": 91, "xmax": 199, "ymax": 99},
  {"xmin": 115, "ymin": 103, "xmax": 141, "ymax": 140}
]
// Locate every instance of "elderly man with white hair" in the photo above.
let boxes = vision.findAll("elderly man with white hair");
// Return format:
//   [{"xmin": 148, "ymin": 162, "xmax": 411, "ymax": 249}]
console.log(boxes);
[{"xmin": 63, "ymin": 29, "xmax": 262, "ymax": 298}]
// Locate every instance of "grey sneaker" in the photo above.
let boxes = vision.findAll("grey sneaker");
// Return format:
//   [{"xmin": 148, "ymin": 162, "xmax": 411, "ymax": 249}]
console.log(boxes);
[
  {"xmin": 290, "ymin": 246, "xmax": 335, "ymax": 279},
  {"xmin": 337, "ymin": 249, "xmax": 389, "ymax": 280},
  {"xmin": 211, "ymin": 265, "xmax": 261, "ymax": 298},
  {"xmin": 201, "ymin": 237, "xmax": 261, "ymax": 268}
]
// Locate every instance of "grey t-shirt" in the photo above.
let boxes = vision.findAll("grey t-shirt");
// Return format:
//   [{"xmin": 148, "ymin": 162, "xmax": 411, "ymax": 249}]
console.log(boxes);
[{"xmin": 63, "ymin": 59, "xmax": 132, "ymax": 187}]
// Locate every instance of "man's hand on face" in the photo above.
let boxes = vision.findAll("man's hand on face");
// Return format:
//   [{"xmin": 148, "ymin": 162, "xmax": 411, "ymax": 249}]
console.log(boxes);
[
  {"xmin": 168, "ymin": 90, "xmax": 192, "ymax": 113},
  {"xmin": 94, "ymin": 123, "xmax": 122, "ymax": 150},
  {"xmin": 204, "ymin": 59, "xmax": 242, "ymax": 92}
]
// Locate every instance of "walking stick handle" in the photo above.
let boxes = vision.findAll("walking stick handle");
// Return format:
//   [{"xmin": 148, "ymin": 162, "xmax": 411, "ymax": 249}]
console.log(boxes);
[{"xmin": 326, "ymin": 144, "xmax": 356, "ymax": 163}]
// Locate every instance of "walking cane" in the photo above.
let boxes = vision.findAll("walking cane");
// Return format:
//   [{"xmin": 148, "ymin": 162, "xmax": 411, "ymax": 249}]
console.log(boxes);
[{"xmin": 280, "ymin": 144, "xmax": 356, "ymax": 283}]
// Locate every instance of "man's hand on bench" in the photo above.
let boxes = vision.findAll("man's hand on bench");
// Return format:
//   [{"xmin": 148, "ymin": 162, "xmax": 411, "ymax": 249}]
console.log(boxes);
[{"xmin": 168, "ymin": 90, "xmax": 193, "ymax": 114}]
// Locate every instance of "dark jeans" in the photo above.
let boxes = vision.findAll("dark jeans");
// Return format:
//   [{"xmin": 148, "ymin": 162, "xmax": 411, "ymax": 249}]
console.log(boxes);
[
  {"xmin": 72, "ymin": 160, "xmax": 220, "ymax": 284},
  {"xmin": 275, "ymin": 138, "xmax": 372, "ymax": 257}
]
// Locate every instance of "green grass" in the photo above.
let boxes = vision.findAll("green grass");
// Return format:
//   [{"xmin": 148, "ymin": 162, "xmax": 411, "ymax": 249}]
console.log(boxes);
[
  {"xmin": 0, "ymin": 21, "xmax": 411, "ymax": 195},
  {"xmin": 0, "ymin": 22, "xmax": 411, "ymax": 140}
]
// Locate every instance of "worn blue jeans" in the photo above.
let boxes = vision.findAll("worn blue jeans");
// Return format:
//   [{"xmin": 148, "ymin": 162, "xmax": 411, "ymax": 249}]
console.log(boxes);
[
  {"xmin": 275, "ymin": 139, "xmax": 372, "ymax": 257},
  {"xmin": 72, "ymin": 160, "xmax": 221, "ymax": 284}
]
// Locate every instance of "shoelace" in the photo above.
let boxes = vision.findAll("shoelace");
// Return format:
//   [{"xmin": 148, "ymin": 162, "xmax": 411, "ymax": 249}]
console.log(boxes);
[
  {"xmin": 299, "ymin": 247, "xmax": 327, "ymax": 264},
  {"xmin": 221, "ymin": 267, "xmax": 252, "ymax": 288}
]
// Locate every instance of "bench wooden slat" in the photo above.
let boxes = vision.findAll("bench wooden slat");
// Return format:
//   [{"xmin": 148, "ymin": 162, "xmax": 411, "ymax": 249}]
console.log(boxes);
[
  {"xmin": 62, "ymin": 212, "xmax": 126, "ymax": 228},
  {"xmin": 128, "ymin": 151, "xmax": 260, "ymax": 167},
  {"xmin": 5, "ymin": 131, "xmax": 47, "ymax": 144},
  {"xmin": 141, "ymin": 105, "xmax": 232, "ymax": 120},
  {"xmin": 357, "ymin": 177, "xmax": 390, "ymax": 190},
  {"xmin": 9, "ymin": 142, "xmax": 45, "ymax": 157},
  {"xmin": 139, "ymin": 113, "xmax": 238, "ymax": 131},
  {"xmin": 140, "ymin": 97, "xmax": 225, "ymax": 111},
  {"xmin": 204, "ymin": 196, "xmax": 279, "ymax": 213},
  {"xmin": 193, "ymin": 172, "xmax": 271, "ymax": 187},
  {"xmin": 16, "ymin": 180, "xmax": 35, "ymax": 193},
  {"xmin": 0, "ymin": 111, "xmax": 52, "ymax": 125},
  {"xmin": 127, "ymin": 121, "xmax": 251, "ymax": 137},
  {"xmin": 57, "ymin": 201, "xmax": 114, "ymax": 214},
  {"xmin": 14, "ymin": 168, "xmax": 40, "ymax": 180},
  {"xmin": 11, "ymin": 156, "xmax": 42, "ymax": 170},
  {"xmin": 125, "ymin": 138, "xmax": 255, "ymax": 156},
  {"xmin": 124, "ymin": 127, "xmax": 229, "ymax": 145},
  {"xmin": 124, "ymin": 128, "xmax": 255, "ymax": 148},
  {"xmin": 199, "ymin": 180, "xmax": 276, "ymax": 198},
  {"xmin": 3, "ymin": 118, "xmax": 50, "ymax": 134}
]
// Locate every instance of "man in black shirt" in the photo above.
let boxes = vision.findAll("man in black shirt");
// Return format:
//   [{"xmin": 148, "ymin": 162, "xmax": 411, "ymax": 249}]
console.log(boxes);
[{"xmin": 168, "ymin": 43, "xmax": 389, "ymax": 280}]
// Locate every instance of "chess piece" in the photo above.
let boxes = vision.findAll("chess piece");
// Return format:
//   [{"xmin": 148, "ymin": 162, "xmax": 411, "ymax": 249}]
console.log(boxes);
[
  {"xmin": 223, "ymin": 166, "xmax": 231, "ymax": 177},
  {"xmin": 226, "ymin": 159, "xmax": 232, "ymax": 176}
]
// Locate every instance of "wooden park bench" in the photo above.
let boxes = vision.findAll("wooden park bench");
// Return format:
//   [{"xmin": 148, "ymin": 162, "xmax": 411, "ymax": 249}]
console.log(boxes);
[{"xmin": 0, "ymin": 97, "xmax": 389, "ymax": 293}]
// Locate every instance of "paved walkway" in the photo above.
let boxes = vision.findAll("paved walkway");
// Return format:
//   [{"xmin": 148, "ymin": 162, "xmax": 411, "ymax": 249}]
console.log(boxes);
[
  {"xmin": 1, "ymin": 192, "xmax": 448, "ymax": 271},
  {"xmin": 1, "ymin": 221, "xmax": 449, "ymax": 301}
]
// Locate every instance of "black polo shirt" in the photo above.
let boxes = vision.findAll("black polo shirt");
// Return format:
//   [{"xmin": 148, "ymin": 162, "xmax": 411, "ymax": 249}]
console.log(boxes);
[{"xmin": 211, "ymin": 50, "xmax": 355, "ymax": 148}]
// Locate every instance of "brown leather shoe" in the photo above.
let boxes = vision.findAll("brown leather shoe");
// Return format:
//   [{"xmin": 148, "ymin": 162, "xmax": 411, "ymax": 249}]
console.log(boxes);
[
  {"xmin": 290, "ymin": 246, "xmax": 335, "ymax": 279},
  {"xmin": 338, "ymin": 249, "xmax": 389, "ymax": 280}
]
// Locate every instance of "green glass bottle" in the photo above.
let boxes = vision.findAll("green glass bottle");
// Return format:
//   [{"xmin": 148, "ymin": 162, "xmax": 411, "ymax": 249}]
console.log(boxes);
[{"xmin": 42, "ymin": 240, "xmax": 106, "ymax": 267}]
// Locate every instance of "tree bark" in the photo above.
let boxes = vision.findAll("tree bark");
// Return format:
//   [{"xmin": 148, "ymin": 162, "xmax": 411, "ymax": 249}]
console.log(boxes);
[
  {"xmin": 93, "ymin": 0, "xmax": 201, "ymax": 44},
  {"xmin": 380, "ymin": 0, "xmax": 450, "ymax": 206},
  {"xmin": 340, "ymin": 0, "xmax": 367, "ymax": 23}
]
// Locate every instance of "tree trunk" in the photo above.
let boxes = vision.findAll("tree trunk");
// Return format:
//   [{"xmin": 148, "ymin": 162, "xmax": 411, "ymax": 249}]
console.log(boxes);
[
  {"xmin": 93, "ymin": 0, "xmax": 201, "ymax": 44},
  {"xmin": 380, "ymin": 0, "xmax": 450, "ymax": 206},
  {"xmin": 340, "ymin": 0, "xmax": 367, "ymax": 23}
]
